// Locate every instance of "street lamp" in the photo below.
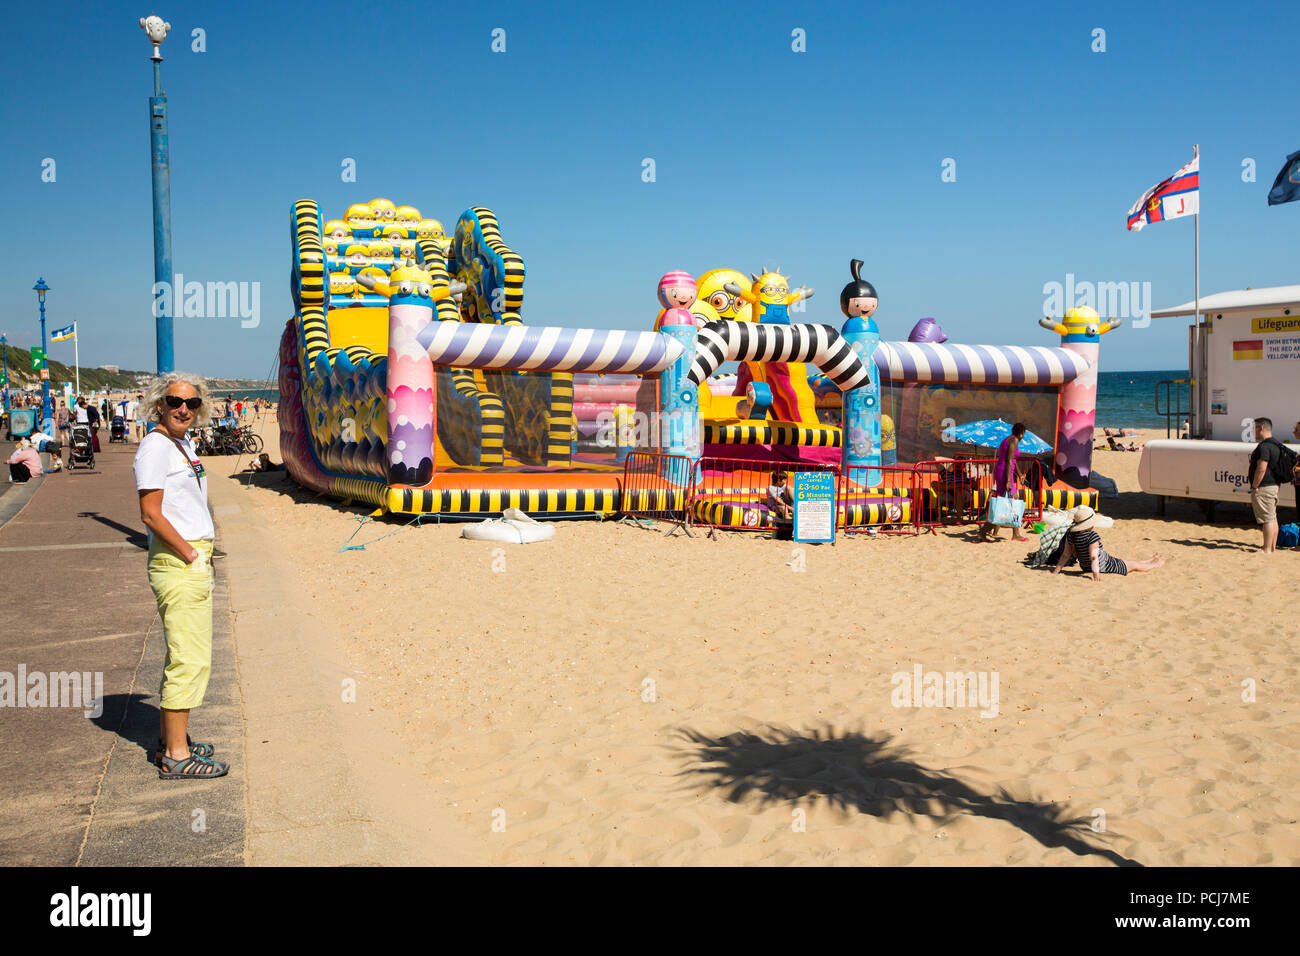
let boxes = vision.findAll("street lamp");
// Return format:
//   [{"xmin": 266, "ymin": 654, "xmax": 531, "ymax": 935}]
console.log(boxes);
[
  {"xmin": 1, "ymin": 334, "xmax": 9, "ymax": 414},
  {"xmin": 141, "ymin": 14, "xmax": 174, "ymax": 374},
  {"xmin": 33, "ymin": 278, "xmax": 52, "ymax": 433}
]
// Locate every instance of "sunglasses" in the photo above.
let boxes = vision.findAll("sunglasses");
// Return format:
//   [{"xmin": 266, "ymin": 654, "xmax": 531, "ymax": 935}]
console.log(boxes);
[{"xmin": 163, "ymin": 396, "xmax": 203, "ymax": 410}]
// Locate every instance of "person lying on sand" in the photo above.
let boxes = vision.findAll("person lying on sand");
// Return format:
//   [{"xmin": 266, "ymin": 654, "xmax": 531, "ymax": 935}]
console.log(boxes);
[
  {"xmin": 1103, "ymin": 427, "xmax": 1141, "ymax": 437},
  {"xmin": 244, "ymin": 453, "xmax": 284, "ymax": 473},
  {"xmin": 1050, "ymin": 507, "xmax": 1164, "ymax": 581},
  {"xmin": 1106, "ymin": 436, "xmax": 1140, "ymax": 451}
]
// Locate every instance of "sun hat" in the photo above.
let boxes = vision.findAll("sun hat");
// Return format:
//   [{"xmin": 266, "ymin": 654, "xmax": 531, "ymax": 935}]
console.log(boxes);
[{"xmin": 1070, "ymin": 505, "xmax": 1100, "ymax": 532}]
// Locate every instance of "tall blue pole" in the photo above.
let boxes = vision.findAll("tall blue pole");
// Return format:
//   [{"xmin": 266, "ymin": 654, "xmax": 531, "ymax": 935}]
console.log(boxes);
[
  {"xmin": 1, "ymin": 335, "xmax": 9, "ymax": 414},
  {"xmin": 38, "ymin": 293, "xmax": 52, "ymax": 433},
  {"xmin": 150, "ymin": 55, "xmax": 174, "ymax": 373}
]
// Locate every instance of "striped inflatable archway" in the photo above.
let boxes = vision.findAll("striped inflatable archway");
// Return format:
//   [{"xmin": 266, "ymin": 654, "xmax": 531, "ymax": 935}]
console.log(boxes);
[
  {"xmin": 874, "ymin": 341, "xmax": 1090, "ymax": 384},
  {"xmin": 686, "ymin": 320, "xmax": 872, "ymax": 391},
  {"xmin": 417, "ymin": 322, "xmax": 685, "ymax": 375}
]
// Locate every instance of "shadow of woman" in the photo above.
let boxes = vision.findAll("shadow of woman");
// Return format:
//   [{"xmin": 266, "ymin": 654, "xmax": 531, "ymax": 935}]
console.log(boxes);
[
  {"xmin": 675, "ymin": 724, "xmax": 1140, "ymax": 867},
  {"xmin": 89, "ymin": 692, "xmax": 159, "ymax": 761}
]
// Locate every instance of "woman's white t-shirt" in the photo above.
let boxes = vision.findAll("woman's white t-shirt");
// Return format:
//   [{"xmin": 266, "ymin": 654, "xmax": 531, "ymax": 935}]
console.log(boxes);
[{"xmin": 133, "ymin": 431, "xmax": 214, "ymax": 541}]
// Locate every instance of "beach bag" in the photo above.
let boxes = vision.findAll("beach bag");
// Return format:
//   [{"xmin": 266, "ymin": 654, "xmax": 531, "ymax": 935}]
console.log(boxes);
[
  {"xmin": 986, "ymin": 494, "xmax": 1025, "ymax": 528},
  {"xmin": 1280, "ymin": 523, "xmax": 1300, "ymax": 549}
]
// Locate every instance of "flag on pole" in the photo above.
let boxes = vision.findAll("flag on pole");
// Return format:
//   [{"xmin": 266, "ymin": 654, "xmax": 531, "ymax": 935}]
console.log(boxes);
[
  {"xmin": 1126, "ymin": 155, "xmax": 1200, "ymax": 231},
  {"xmin": 50, "ymin": 324, "xmax": 76, "ymax": 342},
  {"xmin": 1267, "ymin": 149, "xmax": 1300, "ymax": 206}
]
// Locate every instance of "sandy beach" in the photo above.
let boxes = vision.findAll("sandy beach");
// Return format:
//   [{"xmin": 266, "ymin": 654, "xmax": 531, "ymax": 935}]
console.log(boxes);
[{"xmin": 213, "ymin": 418, "xmax": 1300, "ymax": 866}]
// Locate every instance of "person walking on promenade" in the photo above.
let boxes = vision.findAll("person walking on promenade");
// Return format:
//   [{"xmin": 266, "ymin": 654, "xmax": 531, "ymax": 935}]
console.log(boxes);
[
  {"xmin": 134, "ymin": 372, "xmax": 229, "ymax": 779},
  {"xmin": 85, "ymin": 399, "xmax": 102, "ymax": 454},
  {"xmin": 55, "ymin": 401, "xmax": 70, "ymax": 458}
]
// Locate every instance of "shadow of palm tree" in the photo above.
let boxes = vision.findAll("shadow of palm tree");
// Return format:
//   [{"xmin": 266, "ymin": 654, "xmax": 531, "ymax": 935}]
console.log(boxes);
[{"xmin": 676, "ymin": 724, "xmax": 1139, "ymax": 866}]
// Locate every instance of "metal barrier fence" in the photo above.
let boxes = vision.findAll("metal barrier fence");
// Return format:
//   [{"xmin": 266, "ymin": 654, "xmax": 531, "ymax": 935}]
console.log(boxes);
[
  {"xmin": 838, "ymin": 463, "xmax": 921, "ymax": 535},
  {"xmin": 911, "ymin": 456, "xmax": 1046, "ymax": 531},
  {"xmin": 620, "ymin": 451, "xmax": 695, "ymax": 523},
  {"xmin": 690, "ymin": 456, "xmax": 838, "ymax": 532},
  {"xmin": 621, "ymin": 452, "xmax": 1049, "ymax": 535}
]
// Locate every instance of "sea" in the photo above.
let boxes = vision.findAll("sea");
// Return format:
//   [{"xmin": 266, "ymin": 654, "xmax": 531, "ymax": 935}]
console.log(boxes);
[
  {"xmin": 185, "ymin": 371, "xmax": 1184, "ymax": 428},
  {"xmin": 209, "ymin": 387, "xmax": 281, "ymax": 404},
  {"xmin": 1094, "ymin": 369, "xmax": 1186, "ymax": 429}
]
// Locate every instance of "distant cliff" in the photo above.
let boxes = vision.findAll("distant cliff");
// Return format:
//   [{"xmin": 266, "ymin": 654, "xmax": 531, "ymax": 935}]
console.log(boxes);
[{"xmin": 2, "ymin": 345, "xmax": 147, "ymax": 393}]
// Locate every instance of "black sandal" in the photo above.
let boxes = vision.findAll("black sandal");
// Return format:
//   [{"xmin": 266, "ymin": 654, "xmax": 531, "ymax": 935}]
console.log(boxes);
[
  {"xmin": 158, "ymin": 752, "xmax": 229, "ymax": 779},
  {"xmin": 155, "ymin": 735, "xmax": 214, "ymax": 765}
]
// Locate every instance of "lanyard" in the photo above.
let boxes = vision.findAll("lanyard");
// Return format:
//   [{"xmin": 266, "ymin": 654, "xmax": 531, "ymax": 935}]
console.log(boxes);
[{"xmin": 160, "ymin": 433, "xmax": 205, "ymax": 496}]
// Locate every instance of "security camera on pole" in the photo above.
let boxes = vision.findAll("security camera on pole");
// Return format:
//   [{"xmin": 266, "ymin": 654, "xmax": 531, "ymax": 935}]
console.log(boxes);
[{"xmin": 141, "ymin": 14, "xmax": 175, "ymax": 374}]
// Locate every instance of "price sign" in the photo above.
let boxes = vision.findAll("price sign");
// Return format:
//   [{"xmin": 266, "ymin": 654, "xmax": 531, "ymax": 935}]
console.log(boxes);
[{"xmin": 793, "ymin": 472, "xmax": 835, "ymax": 544}]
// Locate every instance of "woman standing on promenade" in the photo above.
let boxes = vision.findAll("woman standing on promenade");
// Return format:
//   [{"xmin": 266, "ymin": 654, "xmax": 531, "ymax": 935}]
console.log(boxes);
[{"xmin": 133, "ymin": 373, "xmax": 229, "ymax": 779}]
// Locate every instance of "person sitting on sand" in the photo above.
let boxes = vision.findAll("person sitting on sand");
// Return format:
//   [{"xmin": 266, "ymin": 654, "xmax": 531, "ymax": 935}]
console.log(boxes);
[
  {"xmin": 1106, "ymin": 436, "xmax": 1139, "ymax": 452},
  {"xmin": 767, "ymin": 470, "xmax": 793, "ymax": 521},
  {"xmin": 1051, "ymin": 506, "xmax": 1164, "ymax": 580}
]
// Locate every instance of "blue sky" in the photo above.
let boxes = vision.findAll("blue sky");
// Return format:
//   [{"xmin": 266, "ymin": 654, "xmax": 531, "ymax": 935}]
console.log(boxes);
[{"xmin": 1, "ymin": 0, "xmax": 1296, "ymax": 377}]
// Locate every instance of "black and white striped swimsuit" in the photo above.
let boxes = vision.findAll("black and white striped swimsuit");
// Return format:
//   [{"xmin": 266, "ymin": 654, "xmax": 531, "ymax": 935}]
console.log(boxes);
[{"xmin": 1069, "ymin": 530, "xmax": 1127, "ymax": 575}]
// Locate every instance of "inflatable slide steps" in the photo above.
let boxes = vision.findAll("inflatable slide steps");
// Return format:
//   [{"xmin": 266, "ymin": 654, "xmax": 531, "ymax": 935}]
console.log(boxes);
[
  {"xmin": 446, "ymin": 207, "xmax": 573, "ymax": 469},
  {"xmin": 285, "ymin": 199, "xmax": 585, "ymax": 512}
]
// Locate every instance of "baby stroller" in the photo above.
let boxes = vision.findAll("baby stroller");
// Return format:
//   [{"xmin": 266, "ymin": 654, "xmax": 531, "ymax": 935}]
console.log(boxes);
[
  {"xmin": 68, "ymin": 424, "xmax": 95, "ymax": 470},
  {"xmin": 110, "ymin": 415, "xmax": 127, "ymax": 443}
]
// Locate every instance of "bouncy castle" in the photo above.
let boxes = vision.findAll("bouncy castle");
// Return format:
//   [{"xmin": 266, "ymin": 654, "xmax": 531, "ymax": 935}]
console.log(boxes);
[{"xmin": 278, "ymin": 199, "xmax": 1108, "ymax": 525}]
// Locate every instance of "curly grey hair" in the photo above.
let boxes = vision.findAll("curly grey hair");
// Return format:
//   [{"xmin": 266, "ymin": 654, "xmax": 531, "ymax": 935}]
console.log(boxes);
[{"xmin": 143, "ymin": 371, "xmax": 213, "ymax": 427}]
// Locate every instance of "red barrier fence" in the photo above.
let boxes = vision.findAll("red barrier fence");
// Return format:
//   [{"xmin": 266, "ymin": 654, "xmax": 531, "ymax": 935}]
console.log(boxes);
[
  {"xmin": 911, "ymin": 456, "xmax": 1045, "ymax": 531},
  {"xmin": 691, "ymin": 456, "xmax": 838, "ymax": 532},
  {"xmin": 619, "ymin": 453, "xmax": 1048, "ymax": 535},
  {"xmin": 838, "ymin": 463, "xmax": 921, "ymax": 535},
  {"xmin": 620, "ymin": 451, "xmax": 694, "ymax": 523}
]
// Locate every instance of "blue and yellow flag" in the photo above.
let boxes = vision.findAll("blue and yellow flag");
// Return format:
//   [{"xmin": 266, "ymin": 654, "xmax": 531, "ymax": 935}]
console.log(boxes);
[
  {"xmin": 50, "ymin": 324, "xmax": 75, "ymax": 341},
  {"xmin": 1268, "ymin": 150, "xmax": 1300, "ymax": 206}
]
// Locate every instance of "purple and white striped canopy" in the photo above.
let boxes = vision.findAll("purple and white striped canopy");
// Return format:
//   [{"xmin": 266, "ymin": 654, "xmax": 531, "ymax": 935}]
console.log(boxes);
[
  {"xmin": 874, "ymin": 342, "xmax": 1090, "ymax": 384},
  {"xmin": 417, "ymin": 322, "xmax": 685, "ymax": 375}
]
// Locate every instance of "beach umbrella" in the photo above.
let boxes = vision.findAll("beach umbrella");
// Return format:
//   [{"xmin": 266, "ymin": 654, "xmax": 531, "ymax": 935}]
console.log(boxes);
[{"xmin": 940, "ymin": 419, "xmax": 1052, "ymax": 455}]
